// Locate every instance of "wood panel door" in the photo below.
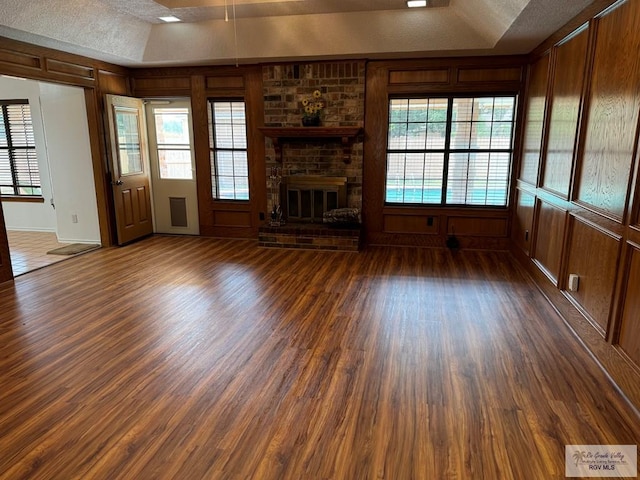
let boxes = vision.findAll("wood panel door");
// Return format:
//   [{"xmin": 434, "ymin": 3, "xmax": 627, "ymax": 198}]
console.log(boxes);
[
  {"xmin": 0, "ymin": 201, "xmax": 13, "ymax": 283},
  {"xmin": 105, "ymin": 95, "xmax": 153, "ymax": 245}
]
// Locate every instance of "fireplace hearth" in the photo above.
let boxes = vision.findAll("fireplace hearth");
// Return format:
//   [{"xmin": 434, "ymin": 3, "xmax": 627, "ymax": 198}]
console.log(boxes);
[{"xmin": 259, "ymin": 174, "xmax": 361, "ymax": 250}]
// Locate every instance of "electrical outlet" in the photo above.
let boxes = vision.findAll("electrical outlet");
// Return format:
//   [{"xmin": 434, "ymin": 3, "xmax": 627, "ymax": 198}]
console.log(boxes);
[
  {"xmin": 71, "ymin": 214, "xmax": 78, "ymax": 224},
  {"xmin": 568, "ymin": 274, "xmax": 579, "ymax": 292}
]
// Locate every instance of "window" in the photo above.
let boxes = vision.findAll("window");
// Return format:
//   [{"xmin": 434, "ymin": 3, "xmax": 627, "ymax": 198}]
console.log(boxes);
[
  {"xmin": 0, "ymin": 100, "xmax": 41, "ymax": 197},
  {"xmin": 386, "ymin": 96, "xmax": 516, "ymax": 207},
  {"xmin": 208, "ymin": 100, "xmax": 249, "ymax": 200},
  {"xmin": 115, "ymin": 108, "xmax": 143, "ymax": 176},
  {"xmin": 152, "ymin": 107, "xmax": 193, "ymax": 180}
]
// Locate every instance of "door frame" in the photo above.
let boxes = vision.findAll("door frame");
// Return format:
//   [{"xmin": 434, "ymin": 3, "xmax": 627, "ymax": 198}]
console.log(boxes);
[{"xmin": 0, "ymin": 201, "xmax": 13, "ymax": 282}]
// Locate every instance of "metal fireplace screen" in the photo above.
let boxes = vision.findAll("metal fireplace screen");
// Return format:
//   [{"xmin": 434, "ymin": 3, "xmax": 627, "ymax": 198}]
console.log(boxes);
[{"xmin": 284, "ymin": 176, "xmax": 347, "ymax": 222}]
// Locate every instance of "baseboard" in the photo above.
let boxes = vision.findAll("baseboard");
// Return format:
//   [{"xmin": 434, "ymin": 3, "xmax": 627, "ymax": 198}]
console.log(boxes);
[
  {"xmin": 366, "ymin": 232, "xmax": 511, "ymax": 250},
  {"xmin": 56, "ymin": 238, "xmax": 101, "ymax": 245},
  {"xmin": 6, "ymin": 227, "xmax": 56, "ymax": 233}
]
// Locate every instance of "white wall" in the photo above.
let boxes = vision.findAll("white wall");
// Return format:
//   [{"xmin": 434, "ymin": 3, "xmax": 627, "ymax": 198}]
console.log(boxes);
[
  {"xmin": 0, "ymin": 77, "xmax": 100, "ymax": 244},
  {"xmin": 38, "ymin": 82, "xmax": 100, "ymax": 243}
]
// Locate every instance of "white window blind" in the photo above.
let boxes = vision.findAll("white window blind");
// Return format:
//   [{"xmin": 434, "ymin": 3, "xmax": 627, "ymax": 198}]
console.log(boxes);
[
  {"xmin": 0, "ymin": 100, "xmax": 42, "ymax": 197},
  {"xmin": 386, "ymin": 96, "xmax": 516, "ymax": 207},
  {"xmin": 208, "ymin": 100, "xmax": 249, "ymax": 201}
]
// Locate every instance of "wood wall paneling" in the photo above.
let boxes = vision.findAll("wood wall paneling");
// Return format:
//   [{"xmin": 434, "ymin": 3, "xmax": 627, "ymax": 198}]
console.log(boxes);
[
  {"xmin": 97, "ymin": 70, "xmax": 130, "ymax": 95},
  {"xmin": 388, "ymin": 69, "xmax": 450, "ymax": 85},
  {"xmin": 44, "ymin": 58, "xmax": 94, "ymax": 82},
  {"xmin": 446, "ymin": 217, "xmax": 508, "ymax": 237},
  {"xmin": 532, "ymin": 199, "xmax": 567, "ymax": 284},
  {"xmin": 541, "ymin": 27, "xmax": 589, "ymax": 198},
  {"xmin": 565, "ymin": 216, "xmax": 621, "ymax": 334},
  {"xmin": 618, "ymin": 244, "xmax": 640, "ymax": 369},
  {"xmin": 132, "ymin": 76, "xmax": 192, "ymax": 97},
  {"xmin": 576, "ymin": 0, "xmax": 640, "ymax": 220},
  {"xmin": 0, "ymin": 37, "xmax": 105, "ymax": 88},
  {"xmin": 243, "ymin": 67, "xmax": 268, "ymax": 233},
  {"xmin": 0, "ymin": 48, "xmax": 40, "ymax": 71},
  {"xmin": 362, "ymin": 62, "xmax": 389, "ymax": 237},
  {"xmin": 456, "ymin": 67, "xmax": 522, "ymax": 84},
  {"xmin": 190, "ymin": 74, "xmax": 215, "ymax": 230},
  {"xmin": 519, "ymin": 54, "xmax": 550, "ymax": 186},
  {"xmin": 512, "ymin": 188, "xmax": 536, "ymax": 254},
  {"xmin": 383, "ymin": 214, "xmax": 439, "ymax": 234},
  {"xmin": 206, "ymin": 75, "xmax": 245, "ymax": 90},
  {"xmin": 212, "ymin": 210, "xmax": 252, "ymax": 227}
]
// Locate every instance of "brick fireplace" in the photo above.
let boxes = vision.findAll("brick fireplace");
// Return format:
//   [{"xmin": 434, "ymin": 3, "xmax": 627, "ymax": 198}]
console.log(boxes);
[{"xmin": 259, "ymin": 61, "xmax": 365, "ymax": 250}]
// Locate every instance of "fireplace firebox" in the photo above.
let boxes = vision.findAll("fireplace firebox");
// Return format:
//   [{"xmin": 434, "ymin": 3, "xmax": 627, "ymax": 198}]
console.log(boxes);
[{"xmin": 283, "ymin": 175, "xmax": 347, "ymax": 223}]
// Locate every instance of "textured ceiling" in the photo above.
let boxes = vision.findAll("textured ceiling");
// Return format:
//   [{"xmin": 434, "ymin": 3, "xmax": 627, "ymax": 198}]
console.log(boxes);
[{"xmin": 0, "ymin": 0, "xmax": 597, "ymax": 67}]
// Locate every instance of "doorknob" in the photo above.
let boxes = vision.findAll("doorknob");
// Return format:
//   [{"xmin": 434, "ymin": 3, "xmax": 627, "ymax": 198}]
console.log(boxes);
[{"xmin": 112, "ymin": 180, "xmax": 123, "ymax": 186}]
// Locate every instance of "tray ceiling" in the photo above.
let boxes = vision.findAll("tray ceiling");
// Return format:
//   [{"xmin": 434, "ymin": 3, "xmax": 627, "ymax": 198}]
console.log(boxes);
[{"xmin": 0, "ymin": 0, "xmax": 598, "ymax": 67}]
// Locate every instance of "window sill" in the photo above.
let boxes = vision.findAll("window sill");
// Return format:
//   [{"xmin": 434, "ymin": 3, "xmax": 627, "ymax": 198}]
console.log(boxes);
[
  {"xmin": 0, "ymin": 195, "xmax": 45, "ymax": 203},
  {"xmin": 383, "ymin": 204, "xmax": 509, "ymax": 217},
  {"xmin": 384, "ymin": 203, "xmax": 507, "ymax": 210}
]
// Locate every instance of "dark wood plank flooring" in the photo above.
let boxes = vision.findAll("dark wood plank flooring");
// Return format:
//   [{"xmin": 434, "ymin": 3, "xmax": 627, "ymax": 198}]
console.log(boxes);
[{"xmin": 0, "ymin": 235, "xmax": 638, "ymax": 479}]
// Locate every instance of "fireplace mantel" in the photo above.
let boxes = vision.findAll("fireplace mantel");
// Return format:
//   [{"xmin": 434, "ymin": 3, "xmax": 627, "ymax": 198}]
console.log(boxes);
[{"xmin": 259, "ymin": 126, "xmax": 362, "ymax": 164}]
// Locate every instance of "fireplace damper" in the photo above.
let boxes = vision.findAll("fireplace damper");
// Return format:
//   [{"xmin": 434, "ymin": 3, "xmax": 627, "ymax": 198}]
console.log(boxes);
[{"xmin": 283, "ymin": 175, "xmax": 347, "ymax": 223}]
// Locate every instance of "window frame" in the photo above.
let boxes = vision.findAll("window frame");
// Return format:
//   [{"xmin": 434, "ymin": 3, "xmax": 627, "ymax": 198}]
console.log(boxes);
[
  {"xmin": 385, "ymin": 94, "xmax": 518, "ymax": 208},
  {"xmin": 150, "ymin": 106, "xmax": 194, "ymax": 181},
  {"xmin": 0, "ymin": 99, "xmax": 42, "ymax": 199},
  {"xmin": 207, "ymin": 98, "xmax": 250, "ymax": 202}
]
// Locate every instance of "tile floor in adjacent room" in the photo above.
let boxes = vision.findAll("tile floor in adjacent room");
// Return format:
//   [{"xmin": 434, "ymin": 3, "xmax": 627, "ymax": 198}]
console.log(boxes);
[{"xmin": 7, "ymin": 230, "xmax": 72, "ymax": 276}]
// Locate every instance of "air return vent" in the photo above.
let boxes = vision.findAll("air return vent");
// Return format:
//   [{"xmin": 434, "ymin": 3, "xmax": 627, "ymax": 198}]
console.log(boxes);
[{"xmin": 169, "ymin": 197, "xmax": 188, "ymax": 227}]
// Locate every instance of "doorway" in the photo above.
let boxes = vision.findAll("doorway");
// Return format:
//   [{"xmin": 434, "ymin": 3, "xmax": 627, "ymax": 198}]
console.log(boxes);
[
  {"xmin": 145, "ymin": 99, "xmax": 199, "ymax": 235},
  {"xmin": 105, "ymin": 95, "xmax": 199, "ymax": 245},
  {"xmin": 1, "ymin": 76, "xmax": 101, "ymax": 277}
]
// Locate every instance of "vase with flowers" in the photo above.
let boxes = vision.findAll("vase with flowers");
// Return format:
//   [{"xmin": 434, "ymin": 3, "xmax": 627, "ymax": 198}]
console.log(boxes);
[{"xmin": 301, "ymin": 89, "xmax": 324, "ymax": 126}]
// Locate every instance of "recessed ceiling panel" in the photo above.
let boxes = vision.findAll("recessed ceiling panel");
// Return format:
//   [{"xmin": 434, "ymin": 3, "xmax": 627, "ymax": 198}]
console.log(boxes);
[
  {"xmin": 157, "ymin": 0, "xmax": 303, "ymax": 6},
  {"xmin": 123, "ymin": 0, "xmax": 451, "ymax": 23}
]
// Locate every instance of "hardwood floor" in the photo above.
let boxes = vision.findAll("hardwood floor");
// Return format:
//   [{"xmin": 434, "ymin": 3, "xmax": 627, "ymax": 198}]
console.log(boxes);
[
  {"xmin": 0, "ymin": 235, "xmax": 638, "ymax": 479},
  {"xmin": 7, "ymin": 231, "xmax": 71, "ymax": 276}
]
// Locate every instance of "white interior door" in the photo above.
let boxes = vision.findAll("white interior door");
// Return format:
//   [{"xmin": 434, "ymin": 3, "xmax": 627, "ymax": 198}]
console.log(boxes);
[{"xmin": 145, "ymin": 99, "xmax": 199, "ymax": 235}]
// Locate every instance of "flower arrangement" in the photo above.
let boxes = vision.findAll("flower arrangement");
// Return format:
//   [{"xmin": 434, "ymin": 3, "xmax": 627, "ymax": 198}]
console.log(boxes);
[{"xmin": 301, "ymin": 89, "xmax": 324, "ymax": 126}]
